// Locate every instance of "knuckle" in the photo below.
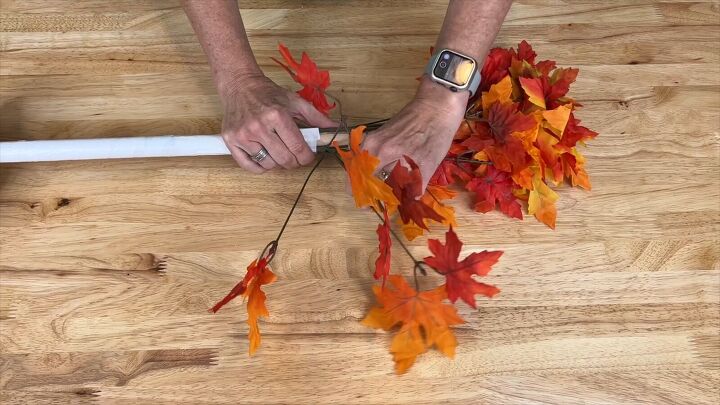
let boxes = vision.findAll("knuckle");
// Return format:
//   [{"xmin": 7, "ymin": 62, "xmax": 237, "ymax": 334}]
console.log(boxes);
[
  {"xmin": 244, "ymin": 120, "xmax": 263, "ymax": 136},
  {"xmin": 279, "ymin": 154, "xmax": 296, "ymax": 168},
  {"xmin": 299, "ymin": 152, "xmax": 315, "ymax": 165},
  {"xmin": 287, "ymin": 141, "xmax": 306, "ymax": 155},
  {"xmin": 263, "ymin": 107, "xmax": 281, "ymax": 121},
  {"xmin": 362, "ymin": 137, "xmax": 379, "ymax": 152}
]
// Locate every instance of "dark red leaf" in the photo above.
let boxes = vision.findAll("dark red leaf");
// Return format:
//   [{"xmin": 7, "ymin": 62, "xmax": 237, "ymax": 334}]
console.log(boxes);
[
  {"xmin": 466, "ymin": 166, "xmax": 523, "ymax": 219},
  {"xmin": 374, "ymin": 207, "xmax": 392, "ymax": 286},
  {"xmin": 387, "ymin": 156, "xmax": 444, "ymax": 229},
  {"xmin": 423, "ymin": 228, "xmax": 502, "ymax": 308}
]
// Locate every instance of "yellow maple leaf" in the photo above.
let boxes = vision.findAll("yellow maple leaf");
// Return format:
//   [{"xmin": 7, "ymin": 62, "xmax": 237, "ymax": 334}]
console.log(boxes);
[
  {"xmin": 528, "ymin": 172, "xmax": 559, "ymax": 229},
  {"xmin": 542, "ymin": 104, "xmax": 572, "ymax": 137}
]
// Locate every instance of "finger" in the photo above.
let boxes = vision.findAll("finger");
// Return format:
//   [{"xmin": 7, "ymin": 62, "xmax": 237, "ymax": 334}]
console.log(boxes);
[
  {"xmin": 290, "ymin": 97, "xmax": 337, "ymax": 129},
  {"xmin": 224, "ymin": 139, "xmax": 266, "ymax": 174},
  {"xmin": 257, "ymin": 129, "xmax": 298, "ymax": 169},
  {"xmin": 272, "ymin": 111, "xmax": 316, "ymax": 166},
  {"xmin": 242, "ymin": 141, "xmax": 278, "ymax": 171}
]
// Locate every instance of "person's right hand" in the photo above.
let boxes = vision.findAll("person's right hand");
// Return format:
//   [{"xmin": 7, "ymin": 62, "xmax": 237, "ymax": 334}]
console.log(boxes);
[{"xmin": 219, "ymin": 74, "xmax": 336, "ymax": 173}]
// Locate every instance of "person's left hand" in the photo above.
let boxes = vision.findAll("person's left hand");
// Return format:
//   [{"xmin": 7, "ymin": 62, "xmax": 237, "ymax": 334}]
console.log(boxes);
[{"xmin": 363, "ymin": 76, "xmax": 470, "ymax": 191}]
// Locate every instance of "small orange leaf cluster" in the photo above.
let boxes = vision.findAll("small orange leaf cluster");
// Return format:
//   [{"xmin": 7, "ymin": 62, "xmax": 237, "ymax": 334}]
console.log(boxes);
[{"xmin": 209, "ymin": 258, "xmax": 276, "ymax": 355}]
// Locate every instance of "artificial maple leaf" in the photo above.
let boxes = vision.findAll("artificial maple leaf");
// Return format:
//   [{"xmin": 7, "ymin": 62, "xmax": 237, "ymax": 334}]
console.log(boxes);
[
  {"xmin": 481, "ymin": 75, "xmax": 513, "ymax": 112},
  {"xmin": 559, "ymin": 113, "xmax": 598, "ymax": 151},
  {"xmin": 562, "ymin": 149, "xmax": 591, "ymax": 190},
  {"xmin": 472, "ymin": 150, "xmax": 490, "ymax": 177},
  {"xmin": 374, "ymin": 207, "xmax": 392, "ymax": 286},
  {"xmin": 536, "ymin": 127, "xmax": 563, "ymax": 184},
  {"xmin": 463, "ymin": 104, "xmax": 537, "ymax": 174},
  {"xmin": 272, "ymin": 43, "xmax": 335, "ymax": 115},
  {"xmin": 465, "ymin": 166, "xmax": 523, "ymax": 219},
  {"xmin": 334, "ymin": 126, "xmax": 399, "ymax": 212},
  {"xmin": 519, "ymin": 77, "xmax": 547, "ymax": 110},
  {"xmin": 480, "ymin": 47, "xmax": 513, "ymax": 92},
  {"xmin": 209, "ymin": 258, "xmax": 267, "ymax": 314},
  {"xmin": 486, "ymin": 102, "xmax": 537, "ymax": 145},
  {"xmin": 209, "ymin": 258, "xmax": 277, "ymax": 355},
  {"xmin": 423, "ymin": 227, "xmax": 502, "ymax": 308},
  {"xmin": 515, "ymin": 40, "xmax": 537, "ymax": 64},
  {"xmin": 547, "ymin": 68, "xmax": 579, "ymax": 105},
  {"xmin": 536, "ymin": 60, "xmax": 557, "ymax": 77},
  {"xmin": 543, "ymin": 104, "xmax": 572, "ymax": 137},
  {"xmin": 429, "ymin": 159, "xmax": 472, "ymax": 186},
  {"xmin": 387, "ymin": 156, "xmax": 444, "ymax": 230},
  {"xmin": 400, "ymin": 185, "xmax": 458, "ymax": 240},
  {"xmin": 528, "ymin": 172, "xmax": 559, "ymax": 229},
  {"xmin": 244, "ymin": 263, "xmax": 277, "ymax": 355},
  {"xmin": 362, "ymin": 275, "xmax": 464, "ymax": 374}
]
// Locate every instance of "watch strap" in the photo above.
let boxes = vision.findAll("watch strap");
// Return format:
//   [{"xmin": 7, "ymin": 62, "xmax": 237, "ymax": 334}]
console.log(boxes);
[{"xmin": 467, "ymin": 67, "xmax": 481, "ymax": 96}]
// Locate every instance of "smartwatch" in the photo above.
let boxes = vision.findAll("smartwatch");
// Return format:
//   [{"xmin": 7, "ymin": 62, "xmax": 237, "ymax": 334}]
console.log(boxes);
[{"xmin": 424, "ymin": 49, "xmax": 481, "ymax": 96}]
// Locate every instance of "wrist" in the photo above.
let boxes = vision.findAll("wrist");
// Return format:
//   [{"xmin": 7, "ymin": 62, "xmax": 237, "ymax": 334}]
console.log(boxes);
[
  {"xmin": 415, "ymin": 76, "xmax": 470, "ymax": 114},
  {"xmin": 216, "ymin": 67, "xmax": 266, "ymax": 98}
]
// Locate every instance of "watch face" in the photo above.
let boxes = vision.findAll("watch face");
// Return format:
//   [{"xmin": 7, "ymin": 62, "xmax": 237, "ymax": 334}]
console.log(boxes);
[{"xmin": 433, "ymin": 50, "xmax": 475, "ymax": 87}]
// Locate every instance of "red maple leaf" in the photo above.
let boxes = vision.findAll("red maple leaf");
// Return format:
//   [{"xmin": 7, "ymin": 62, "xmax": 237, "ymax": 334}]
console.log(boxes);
[
  {"xmin": 559, "ymin": 113, "xmax": 598, "ymax": 150},
  {"xmin": 536, "ymin": 60, "xmax": 557, "ymax": 77},
  {"xmin": 486, "ymin": 102, "xmax": 537, "ymax": 144},
  {"xmin": 480, "ymin": 47, "xmax": 513, "ymax": 92},
  {"xmin": 546, "ymin": 68, "xmax": 579, "ymax": 105},
  {"xmin": 209, "ymin": 257, "xmax": 268, "ymax": 313},
  {"xmin": 430, "ymin": 159, "xmax": 472, "ymax": 186},
  {"xmin": 272, "ymin": 43, "xmax": 335, "ymax": 114},
  {"xmin": 387, "ymin": 156, "xmax": 444, "ymax": 229},
  {"xmin": 462, "ymin": 105, "xmax": 536, "ymax": 174},
  {"xmin": 515, "ymin": 40, "xmax": 537, "ymax": 64},
  {"xmin": 374, "ymin": 207, "xmax": 392, "ymax": 286},
  {"xmin": 465, "ymin": 166, "xmax": 523, "ymax": 219},
  {"xmin": 423, "ymin": 227, "xmax": 502, "ymax": 308}
]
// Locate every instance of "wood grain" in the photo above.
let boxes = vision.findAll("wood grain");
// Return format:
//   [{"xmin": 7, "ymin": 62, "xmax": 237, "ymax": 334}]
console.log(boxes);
[{"xmin": 1, "ymin": 1, "xmax": 719, "ymax": 404}]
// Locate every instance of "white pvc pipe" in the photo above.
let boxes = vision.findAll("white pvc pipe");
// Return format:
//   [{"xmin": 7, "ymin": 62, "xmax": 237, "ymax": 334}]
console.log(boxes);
[{"xmin": 0, "ymin": 128, "xmax": 321, "ymax": 163}]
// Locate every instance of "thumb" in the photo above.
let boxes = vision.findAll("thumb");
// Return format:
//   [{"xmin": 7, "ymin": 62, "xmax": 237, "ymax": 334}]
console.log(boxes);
[{"xmin": 291, "ymin": 97, "xmax": 337, "ymax": 129}]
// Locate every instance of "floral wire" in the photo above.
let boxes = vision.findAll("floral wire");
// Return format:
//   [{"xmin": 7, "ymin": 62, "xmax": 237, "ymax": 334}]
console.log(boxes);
[
  {"xmin": 265, "ymin": 92, "xmax": 346, "ymax": 264},
  {"xmin": 318, "ymin": 144, "xmax": 492, "ymax": 166}
]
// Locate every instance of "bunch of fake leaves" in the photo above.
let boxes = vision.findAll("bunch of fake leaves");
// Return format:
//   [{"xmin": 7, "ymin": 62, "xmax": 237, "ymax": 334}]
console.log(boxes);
[{"xmin": 209, "ymin": 41, "xmax": 597, "ymax": 374}]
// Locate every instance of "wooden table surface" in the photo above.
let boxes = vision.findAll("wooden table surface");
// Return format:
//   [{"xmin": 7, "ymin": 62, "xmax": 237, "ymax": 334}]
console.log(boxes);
[{"xmin": 1, "ymin": 1, "xmax": 719, "ymax": 404}]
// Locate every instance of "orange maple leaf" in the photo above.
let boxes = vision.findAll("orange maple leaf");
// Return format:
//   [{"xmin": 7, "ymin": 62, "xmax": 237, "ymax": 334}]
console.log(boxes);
[
  {"xmin": 333, "ymin": 126, "xmax": 399, "ymax": 212},
  {"xmin": 481, "ymin": 75, "xmax": 513, "ymax": 112},
  {"xmin": 209, "ymin": 258, "xmax": 277, "ymax": 355},
  {"xmin": 542, "ymin": 104, "xmax": 572, "ymax": 136},
  {"xmin": 362, "ymin": 275, "xmax": 465, "ymax": 374},
  {"xmin": 244, "ymin": 263, "xmax": 277, "ymax": 355},
  {"xmin": 528, "ymin": 172, "xmax": 559, "ymax": 229}
]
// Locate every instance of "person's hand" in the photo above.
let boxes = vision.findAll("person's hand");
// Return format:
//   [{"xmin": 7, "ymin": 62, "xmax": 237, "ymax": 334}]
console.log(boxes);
[
  {"xmin": 219, "ymin": 74, "xmax": 336, "ymax": 173},
  {"xmin": 363, "ymin": 77, "xmax": 469, "ymax": 191}
]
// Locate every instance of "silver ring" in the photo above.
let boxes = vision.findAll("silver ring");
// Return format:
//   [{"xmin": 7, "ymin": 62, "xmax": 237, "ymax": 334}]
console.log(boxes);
[
  {"xmin": 378, "ymin": 169, "xmax": 390, "ymax": 181},
  {"xmin": 250, "ymin": 147, "xmax": 269, "ymax": 163}
]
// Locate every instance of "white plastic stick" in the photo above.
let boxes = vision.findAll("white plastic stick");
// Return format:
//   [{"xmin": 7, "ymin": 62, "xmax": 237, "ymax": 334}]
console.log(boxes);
[{"xmin": 0, "ymin": 128, "xmax": 321, "ymax": 163}]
